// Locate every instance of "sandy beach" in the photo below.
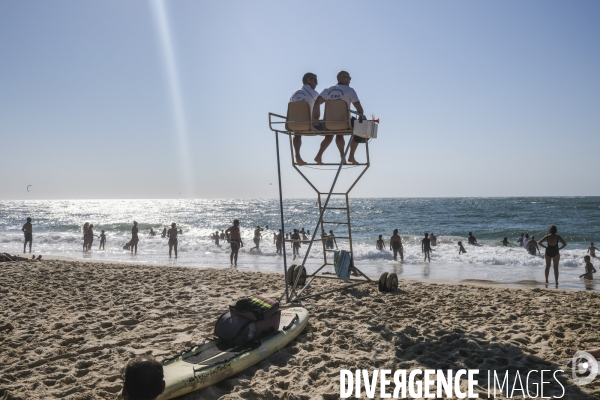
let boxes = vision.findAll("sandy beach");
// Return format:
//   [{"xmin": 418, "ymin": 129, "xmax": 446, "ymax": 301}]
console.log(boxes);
[{"xmin": 1, "ymin": 259, "xmax": 600, "ymax": 399}]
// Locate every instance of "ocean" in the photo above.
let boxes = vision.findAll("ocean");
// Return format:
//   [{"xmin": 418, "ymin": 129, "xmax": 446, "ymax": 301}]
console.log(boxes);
[{"xmin": 1, "ymin": 197, "xmax": 599, "ymax": 291}]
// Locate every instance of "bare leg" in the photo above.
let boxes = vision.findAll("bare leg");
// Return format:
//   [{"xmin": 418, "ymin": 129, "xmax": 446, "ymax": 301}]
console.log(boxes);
[
  {"xmin": 174, "ymin": 243, "xmax": 178, "ymax": 259},
  {"xmin": 169, "ymin": 243, "xmax": 173, "ymax": 258},
  {"xmin": 314, "ymin": 136, "xmax": 334, "ymax": 165},
  {"xmin": 544, "ymin": 255, "xmax": 552, "ymax": 283},
  {"xmin": 348, "ymin": 139, "xmax": 360, "ymax": 164},
  {"xmin": 553, "ymin": 254, "xmax": 560, "ymax": 285},
  {"xmin": 393, "ymin": 249, "xmax": 397, "ymax": 261},
  {"xmin": 293, "ymin": 135, "xmax": 306, "ymax": 166},
  {"xmin": 28, "ymin": 242, "xmax": 32, "ymax": 254},
  {"xmin": 400, "ymin": 248, "xmax": 404, "ymax": 261},
  {"xmin": 233, "ymin": 249, "xmax": 238, "ymax": 266},
  {"xmin": 335, "ymin": 135, "xmax": 347, "ymax": 163},
  {"xmin": 230, "ymin": 249, "xmax": 234, "ymax": 265}
]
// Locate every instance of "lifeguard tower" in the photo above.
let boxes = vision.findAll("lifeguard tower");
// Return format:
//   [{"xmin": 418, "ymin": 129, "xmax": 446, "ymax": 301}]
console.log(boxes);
[{"xmin": 269, "ymin": 99, "xmax": 398, "ymax": 303}]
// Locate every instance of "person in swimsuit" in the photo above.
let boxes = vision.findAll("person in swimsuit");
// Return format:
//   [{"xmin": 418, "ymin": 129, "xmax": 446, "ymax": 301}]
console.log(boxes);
[
  {"xmin": 161, "ymin": 227, "xmax": 167, "ymax": 238},
  {"xmin": 167, "ymin": 223, "xmax": 178, "ymax": 258},
  {"xmin": 376, "ymin": 235, "xmax": 385, "ymax": 251},
  {"xmin": 501, "ymin": 237, "xmax": 509, "ymax": 246},
  {"xmin": 291, "ymin": 229, "xmax": 302, "ymax": 260},
  {"xmin": 87, "ymin": 224, "xmax": 95, "ymax": 251},
  {"xmin": 325, "ymin": 230, "xmax": 337, "ymax": 250},
  {"xmin": 458, "ymin": 241, "xmax": 467, "ymax": 254},
  {"xmin": 213, "ymin": 231, "xmax": 220, "ymax": 246},
  {"xmin": 225, "ymin": 219, "xmax": 243, "ymax": 266},
  {"xmin": 249, "ymin": 226, "xmax": 265, "ymax": 251},
  {"xmin": 421, "ymin": 233, "xmax": 432, "ymax": 262},
  {"xmin": 580, "ymin": 256, "xmax": 596, "ymax": 280},
  {"xmin": 467, "ymin": 232, "xmax": 477, "ymax": 245},
  {"xmin": 275, "ymin": 229, "xmax": 283, "ymax": 255},
  {"xmin": 389, "ymin": 229, "xmax": 403, "ymax": 261},
  {"xmin": 220, "ymin": 230, "xmax": 225, "ymax": 240},
  {"xmin": 526, "ymin": 235, "xmax": 540, "ymax": 255},
  {"xmin": 588, "ymin": 242, "xmax": 599, "ymax": 258},
  {"xmin": 21, "ymin": 217, "xmax": 33, "ymax": 254},
  {"xmin": 130, "ymin": 221, "xmax": 139, "ymax": 255},
  {"xmin": 99, "ymin": 230, "xmax": 106, "ymax": 250},
  {"xmin": 516, "ymin": 233, "xmax": 525, "ymax": 247},
  {"xmin": 523, "ymin": 234, "xmax": 530, "ymax": 247},
  {"xmin": 537, "ymin": 225, "xmax": 567, "ymax": 286},
  {"xmin": 429, "ymin": 233, "xmax": 437, "ymax": 246}
]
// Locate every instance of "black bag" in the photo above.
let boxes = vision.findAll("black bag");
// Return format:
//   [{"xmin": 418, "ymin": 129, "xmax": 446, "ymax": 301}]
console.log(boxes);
[{"xmin": 214, "ymin": 295, "xmax": 281, "ymax": 345}]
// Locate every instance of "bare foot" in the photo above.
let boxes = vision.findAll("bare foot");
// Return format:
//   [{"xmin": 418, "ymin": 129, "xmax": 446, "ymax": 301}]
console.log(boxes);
[
  {"xmin": 348, "ymin": 158, "xmax": 359, "ymax": 165},
  {"xmin": 296, "ymin": 157, "xmax": 307, "ymax": 166},
  {"xmin": 314, "ymin": 157, "xmax": 324, "ymax": 165}
]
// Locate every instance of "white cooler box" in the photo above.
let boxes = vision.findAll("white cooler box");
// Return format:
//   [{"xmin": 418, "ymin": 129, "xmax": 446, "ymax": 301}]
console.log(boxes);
[{"xmin": 353, "ymin": 119, "xmax": 378, "ymax": 139}]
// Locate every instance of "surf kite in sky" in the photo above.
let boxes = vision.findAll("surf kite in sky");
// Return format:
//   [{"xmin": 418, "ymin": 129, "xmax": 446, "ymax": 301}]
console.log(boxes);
[{"xmin": 27, "ymin": 185, "xmax": 32, "ymax": 192}]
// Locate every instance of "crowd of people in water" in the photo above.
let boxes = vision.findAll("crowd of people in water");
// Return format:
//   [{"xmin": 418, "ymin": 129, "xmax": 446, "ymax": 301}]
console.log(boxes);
[{"xmin": 10, "ymin": 217, "xmax": 600, "ymax": 287}]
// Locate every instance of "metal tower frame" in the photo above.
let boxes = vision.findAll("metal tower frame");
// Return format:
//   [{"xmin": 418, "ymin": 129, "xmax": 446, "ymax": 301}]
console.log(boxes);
[{"xmin": 268, "ymin": 111, "xmax": 374, "ymax": 302}]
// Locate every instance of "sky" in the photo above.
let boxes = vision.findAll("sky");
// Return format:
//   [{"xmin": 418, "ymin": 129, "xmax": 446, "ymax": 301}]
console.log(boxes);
[{"xmin": 1, "ymin": 0, "xmax": 599, "ymax": 199}]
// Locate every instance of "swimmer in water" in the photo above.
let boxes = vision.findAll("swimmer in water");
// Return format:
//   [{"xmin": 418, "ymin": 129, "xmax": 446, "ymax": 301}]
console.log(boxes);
[
  {"xmin": 588, "ymin": 242, "xmax": 599, "ymax": 258},
  {"xmin": 376, "ymin": 235, "xmax": 385, "ymax": 250},
  {"xmin": 501, "ymin": 237, "xmax": 509, "ymax": 246},
  {"xmin": 389, "ymin": 229, "xmax": 403, "ymax": 261},
  {"xmin": 429, "ymin": 232, "xmax": 437, "ymax": 246},
  {"xmin": 579, "ymin": 255, "xmax": 596, "ymax": 280},
  {"xmin": 458, "ymin": 241, "xmax": 467, "ymax": 255}
]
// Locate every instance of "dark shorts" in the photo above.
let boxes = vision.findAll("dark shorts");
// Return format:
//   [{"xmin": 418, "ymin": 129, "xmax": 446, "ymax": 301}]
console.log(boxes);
[
  {"xmin": 392, "ymin": 242, "xmax": 401, "ymax": 250},
  {"xmin": 253, "ymin": 238, "xmax": 260, "ymax": 246},
  {"xmin": 326, "ymin": 240, "xmax": 334, "ymax": 249},
  {"xmin": 169, "ymin": 238, "xmax": 178, "ymax": 246},
  {"xmin": 24, "ymin": 233, "xmax": 32, "ymax": 242},
  {"xmin": 230, "ymin": 240, "xmax": 240, "ymax": 251}
]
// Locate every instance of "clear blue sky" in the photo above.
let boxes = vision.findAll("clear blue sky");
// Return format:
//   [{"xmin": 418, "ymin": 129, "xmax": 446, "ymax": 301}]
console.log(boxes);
[{"xmin": 1, "ymin": 0, "xmax": 599, "ymax": 199}]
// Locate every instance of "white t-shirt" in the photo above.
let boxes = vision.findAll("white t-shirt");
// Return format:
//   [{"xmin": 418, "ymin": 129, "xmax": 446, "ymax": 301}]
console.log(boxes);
[
  {"xmin": 290, "ymin": 85, "xmax": 319, "ymax": 114},
  {"xmin": 318, "ymin": 85, "xmax": 359, "ymax": 108}
]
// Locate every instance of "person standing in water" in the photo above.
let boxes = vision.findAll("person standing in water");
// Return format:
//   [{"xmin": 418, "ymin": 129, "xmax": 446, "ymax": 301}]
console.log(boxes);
[
  {"xmin": 389, "ymin": 229, "xmax": 403, "ymax": 261},
  {"xmin": 275, "ymin": 229, "xmax": 283, "ymax": 255},
  {"xmin": 421, "ymin": 233, "xmax": 432, "ymax": 262},
  {"xmin": 458, "ymin": 241, "xmax": 467, "ymax": 254},
  {"xmin": 130, "ymin": 221, "xmax": 139, "ymax": 255},
  {"xmin": 161, "ymin": 227, "xmax": 167, "ymax": 238},
  {"xmin": 213, "ymin": 231, "xmax": 220, "ymax": 246},
  {"xmin": 22, "ymin": 217, "xmax": 33, "ymax": 254},
  {"xmin": 167, "ymin": 223, "xmax": 178, "ymax": 259},
  {"xmin": 429, "ymin": 233, "xmax": 437, "ymax": 246},
  {"xmin": 225, "ymin": 219, "xmax": 243, "ymax": 266},
  {"xmin": 325, "ymin": 230, "xmax": 337, "ymax": 250},
  {"xmin": 537, "ymin": 225, "xmax": 567, "ymax": 287},
  {"xmin": 249, "ymin": 226, "xmax": 265, "ymax": 251},
  {"xmin": 526, "ymin": 235, "xmax": 540, "ymax": 255},
  {"xmin": 376, "ymin": 235, "xmax": 385, "ymax": 250},
  {"xmin": 468, "ymin": 232, "xmax": 477, "ymax": 245},
  {"xmin": 588, "ymin": 242, "xmax": 599, "ymax": 258},
  {"xmin": 580, "ymin": 255, "xmax": 596, "ymax": 280},
  {"xmin": 516, "ymin": 233, "xmax": 525, "ymax": 247},
  {"xmin": 501, "ymin": 237, "xmax": 509, "ymax": 246},
  {"xmin": 99, "ymin": 230, "xmax": 106, "ymax": 250}
]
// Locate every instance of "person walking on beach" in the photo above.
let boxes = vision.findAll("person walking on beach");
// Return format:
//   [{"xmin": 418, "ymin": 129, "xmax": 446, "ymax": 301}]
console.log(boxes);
[
  {"xmin": 537, "ymin": 225, "xmax": 567, "ymax": 286},
  {"xmin": 468, "ymin": 232, "xmax": 477, "ymax": 245},
  {"xmin": 167, "ymin": 223, "xmax": 178, "ymax": 259},
  {"xmin": 526, "ymin": 235, "xmax": 540, "ymax": 255},
  {"xmin": 516, "ymin": 233, "xmax": 525, "ymax": 247},
  {"xmin": 130, "ymin": 221, "xmax": 139, "ymax": 255},
  {"xmin": 502, "ymin": 237, "xmax": 510, "ymax": 246},
  {"xmin": 225, "ymin": 219, "xmax": 243, "ymax": 266},
  {"xmin": 389, "ymin": 229, "xmax": 403, "ymax": 261},
  {"xmin": 580, "ymin": 256, "xmax": 596, "ymax": 280},
  {"xmin": 588, "ymin": 242, "xmax": 599, "ymax": 258},
  {"xmin": 249, "ymin": 226, "xmax": 265, "ymax": 251},
  {"xmin": 429, "ymin": 232, "xmax": 437, "ymax": 246},
  {"xmin": 99, "ymin": 230, "xmax": 106, "ymax": 250},
  {"xmin": 421, "ymin": 233, "xmax": 432, "ymax": 262},
  {"xmin": 376, "ymin": 235, "xmax": 385, "ymax": 250},
  {"xmin": 22, "ymin": 217, "xmax": 33, "ymax": 254}
]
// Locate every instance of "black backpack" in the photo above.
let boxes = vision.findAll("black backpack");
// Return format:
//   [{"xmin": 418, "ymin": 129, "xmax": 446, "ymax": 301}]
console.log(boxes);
[{"xmin": 214, "ymin": 295, "xmax": 281, "ymax": 345}]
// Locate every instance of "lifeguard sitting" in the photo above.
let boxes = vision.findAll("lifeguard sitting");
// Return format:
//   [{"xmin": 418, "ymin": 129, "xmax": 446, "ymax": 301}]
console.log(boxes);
[
  {"xmin": 289, "ymin": 72, "xmax": 320, "ymax": 166},
  {"xmin": 312, "ymin": 70, "xmax": 365, "ymax": 165}
]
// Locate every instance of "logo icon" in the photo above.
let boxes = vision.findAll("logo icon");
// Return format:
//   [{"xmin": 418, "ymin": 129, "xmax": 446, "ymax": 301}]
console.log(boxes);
[{"xmin": 571, "ymin": 351, "xmax": 598, "ymax": 385}]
